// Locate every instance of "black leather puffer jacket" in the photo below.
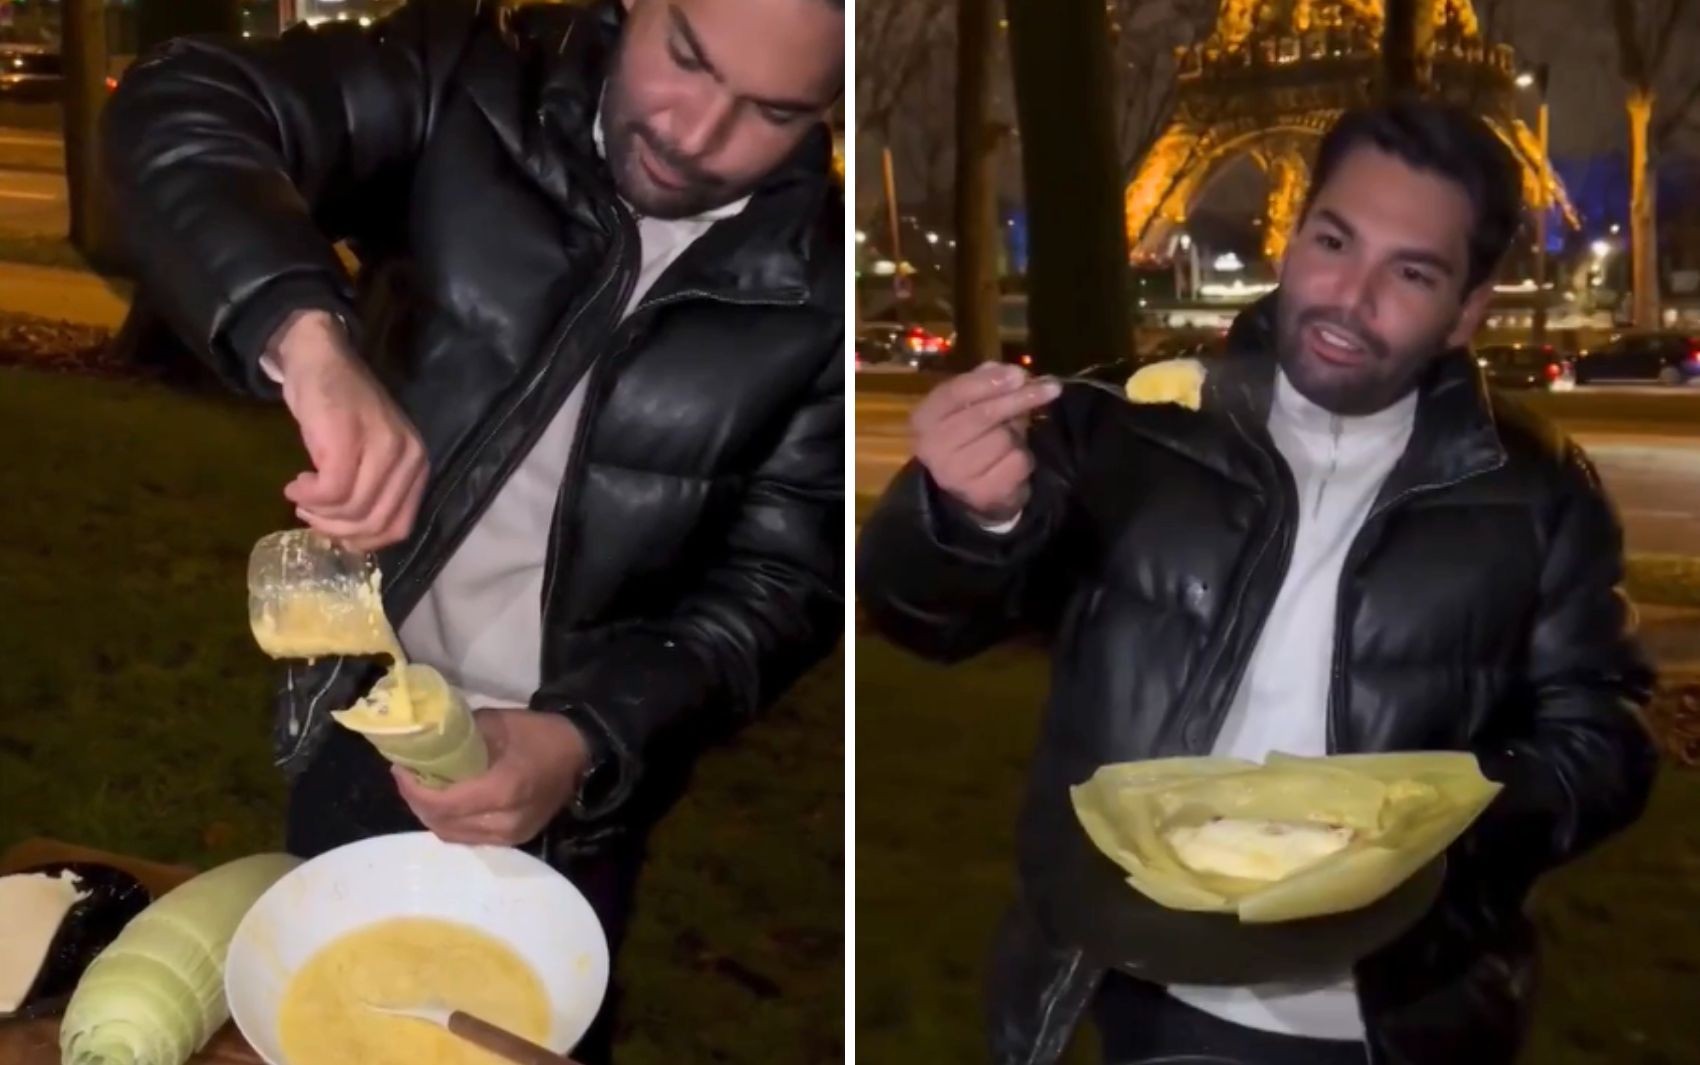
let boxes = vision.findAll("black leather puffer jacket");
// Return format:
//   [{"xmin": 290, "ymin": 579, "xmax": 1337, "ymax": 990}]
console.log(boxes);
[
  {"xmin": 103, "ymin": 0, "xmax": 843, "ymax": 858},
  {"xmin": 858, "ymin": 296, "xmax": 1657, "ymax": 1064}
]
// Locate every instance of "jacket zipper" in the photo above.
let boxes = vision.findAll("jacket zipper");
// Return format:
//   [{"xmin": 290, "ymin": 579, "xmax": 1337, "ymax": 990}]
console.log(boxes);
[
  {"xmin": 382, "ymin": 219, "xmax": 636, "ymax": 618},
  {"xmin": 533, "ymin": 270, "xmax": 807, "ymax": 858},
  {"xmin": 1176, "ymin": 413, "xmax": 1299, "ymax": 752},
  {"xmin": 1315, "ymin": 415, "xmax": 1342, "ymax": 519},
  {"xmin": 1324, "ymin": 455, "xmax": 1508, "ymax": 756},
  {"xmin": 535, "ymin": 277, "xmax": 812, "ymax": 649}
]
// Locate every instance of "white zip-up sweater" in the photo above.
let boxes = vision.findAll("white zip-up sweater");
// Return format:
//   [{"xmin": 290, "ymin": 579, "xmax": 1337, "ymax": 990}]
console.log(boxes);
[{"xmin": 1165, "ymin": 369, "xmax": 1417, "ymax": 1041}]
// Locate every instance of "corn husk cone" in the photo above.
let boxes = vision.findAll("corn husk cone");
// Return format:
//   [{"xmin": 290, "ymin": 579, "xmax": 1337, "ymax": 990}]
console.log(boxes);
[{"xmin": 332, "ymin": 664, "xmax": 487, "ymax": 788}]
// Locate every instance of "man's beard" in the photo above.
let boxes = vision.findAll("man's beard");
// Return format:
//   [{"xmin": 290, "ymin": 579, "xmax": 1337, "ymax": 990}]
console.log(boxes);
[
  {"xmin": 1275, "ymin": 302, "xmax": 1441, "ymax": 416},
  {"xmin": 601, "ymin": 75, "xmax": 736, "ymax": 220}
]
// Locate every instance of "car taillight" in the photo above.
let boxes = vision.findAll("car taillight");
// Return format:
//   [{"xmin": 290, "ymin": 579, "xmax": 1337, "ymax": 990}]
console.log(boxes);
[
  {"xmin": 1019, "ymin": 353, "xmax": 1033, "ymax": 367},
  {"xmin": 104, "ymin": 75, "xmax": 117, "ymax": 92},
  {"xmin": 905, "ymin": 327, "xmax": 945, "ymax": 355},
  {"xmin": 1543, "ymin": 362, "xmax": 1560, "ymax": 381}
]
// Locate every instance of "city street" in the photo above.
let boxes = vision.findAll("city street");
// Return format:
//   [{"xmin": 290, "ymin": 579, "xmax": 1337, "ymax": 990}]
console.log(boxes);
[
  {"xmin": 0, "ymin": 163, "xmax": 66, "ymax": 235},
  {"xmin": 856, "ymin": 384, "xmax": 1700, "ymax": 556}
]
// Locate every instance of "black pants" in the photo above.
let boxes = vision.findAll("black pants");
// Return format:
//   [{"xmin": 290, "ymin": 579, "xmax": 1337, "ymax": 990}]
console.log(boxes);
[
  {"xmin": 552, "ymin": 837, "xmax": 647, "ymax": 1065},
  {"xmin": 1093, "ymin": 970, "xmax": 1371, "ymax": 1065}
]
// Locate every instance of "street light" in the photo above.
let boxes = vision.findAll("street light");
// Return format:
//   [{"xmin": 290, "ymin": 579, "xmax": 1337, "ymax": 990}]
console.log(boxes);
[
  {"xmin": 925, "ymin": 231, "xmax": 940, "ymax": 245},
  {"xmin": 1591, "ymin": 238, "xmax": 1612, "ymax": 259},
  {"xmin": 1514, "ymin": 70, "xmax": 1536, "ymax": 89}
]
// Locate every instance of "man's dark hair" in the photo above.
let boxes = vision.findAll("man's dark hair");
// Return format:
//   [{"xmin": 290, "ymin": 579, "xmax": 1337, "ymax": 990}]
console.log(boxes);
[{"xmin": 1303, "ymin": 99, "xmax": 1522, "ymax": 293}]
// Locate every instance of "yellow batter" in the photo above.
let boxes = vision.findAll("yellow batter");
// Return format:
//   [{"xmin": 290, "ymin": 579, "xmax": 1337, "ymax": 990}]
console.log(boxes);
[
  {"xmin": 251, "ymin": 571, "xmax": 403, "ymax": 663},
  {"xmin": 278, "ymin": 917, "xmax": 551, "ymax": 1065},
  {"xmin": 246, "ymin": 538, "xmax": 485, "ymax": 779}
]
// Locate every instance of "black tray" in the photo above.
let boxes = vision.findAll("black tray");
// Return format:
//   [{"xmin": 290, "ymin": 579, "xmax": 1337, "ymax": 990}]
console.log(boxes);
[
  {"xmin": 1023, "ymin": 797, "xmax": 1445, "ymax": 986},
  {"xmin": 0, "ymin": 862, "xmax": 152, "ymax": 1023}
]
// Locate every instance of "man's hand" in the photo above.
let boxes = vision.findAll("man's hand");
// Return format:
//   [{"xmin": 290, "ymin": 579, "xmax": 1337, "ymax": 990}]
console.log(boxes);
[
  {"xmin": 274, "ymin": 311, "xmax": 427, "ymax": 552},
  {"xmin": 911, "ymin": 363, "xmax": 1061, "ymax": 524},
  {"xmin": 394, "ymin": 708, "xmax": 592, "ymax": 847}
]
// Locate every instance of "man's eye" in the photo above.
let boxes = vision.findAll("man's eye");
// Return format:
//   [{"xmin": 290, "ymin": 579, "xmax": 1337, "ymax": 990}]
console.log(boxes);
[
  {"xmin": 1315, "ymin": 232, "xmax": 1344, "ymax": 252},
  {"xmin": 669, "ymin": 42, "xmax": 703, "ymax": 72},
  {"xmin": 1400, "ymin": 266, "xmax": 1437, "ymax": 289},
  {"xmin": 758, "ymin": 105, "xmax": 805, "ymax": 127}
]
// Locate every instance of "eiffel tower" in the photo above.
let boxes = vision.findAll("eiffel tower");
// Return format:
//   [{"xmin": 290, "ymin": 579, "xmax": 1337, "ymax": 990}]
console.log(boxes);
[{"xmin": 1124, "ymin": 0, "xmax": 1574, "ymax": 263}]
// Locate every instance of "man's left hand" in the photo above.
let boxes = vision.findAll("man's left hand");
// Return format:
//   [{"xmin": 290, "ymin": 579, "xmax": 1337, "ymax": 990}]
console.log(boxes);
[{"xmin": 394, "ymin": 707, "xmax": 591, "ymax": 846}]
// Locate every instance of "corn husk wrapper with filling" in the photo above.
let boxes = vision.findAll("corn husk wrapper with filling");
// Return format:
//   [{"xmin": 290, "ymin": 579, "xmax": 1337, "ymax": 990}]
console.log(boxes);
[
  {"xmin": 1069, "ymin": 752, "xmax": 1502, "ymax": 924},
  {"xmin": 331, "ymin": 663, "xmax": 488, "ymax": 788}
]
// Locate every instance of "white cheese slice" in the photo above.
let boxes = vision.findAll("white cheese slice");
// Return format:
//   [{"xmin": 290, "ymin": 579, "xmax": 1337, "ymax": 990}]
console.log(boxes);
[{"xmin": 0, "ymin": 871, "xmax": 86, "ymax": 1012}]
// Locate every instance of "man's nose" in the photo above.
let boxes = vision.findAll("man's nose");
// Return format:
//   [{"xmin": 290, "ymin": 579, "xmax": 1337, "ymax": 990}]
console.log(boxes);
[
  {"xmin": 1328, "ymin": 258, "xmax": 1380, "ymax": 323},
  {"xmin": 671, "ymin": 91, "xmax": 737, "ymax": 160}
]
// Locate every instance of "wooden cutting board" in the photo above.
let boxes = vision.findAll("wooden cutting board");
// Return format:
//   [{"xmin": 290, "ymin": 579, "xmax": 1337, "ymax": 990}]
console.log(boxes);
[{"xmin": 0, "ymin": 838, "xmax": 265, "ymax": 1064}]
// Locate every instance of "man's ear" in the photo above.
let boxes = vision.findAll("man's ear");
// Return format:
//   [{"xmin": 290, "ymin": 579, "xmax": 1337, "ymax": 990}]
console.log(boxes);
[{"xmin": 1446, "ymin": 280, "xmax": 1496, "ymax": 349}]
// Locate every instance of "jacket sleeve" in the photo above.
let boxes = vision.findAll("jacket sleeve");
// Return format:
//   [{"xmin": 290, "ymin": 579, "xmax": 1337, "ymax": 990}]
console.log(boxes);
[
  {"xmin": 1460, "ymin": 443, "xmax": 1659, "ymax": 889},
  {"xmin": 101, "ymin": 0, "xmax": 481, "ymax": 396},
  {"xmin": 854, "ymin": 389, "xmax": 1083, "ymax": 663},
  {"xmin": 531, "ymin": 344, "xmax": 845, "ymax": 822}
]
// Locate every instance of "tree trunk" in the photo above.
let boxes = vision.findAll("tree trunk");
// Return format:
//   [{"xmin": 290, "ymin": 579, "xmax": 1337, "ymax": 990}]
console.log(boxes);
[
  {"xmin": 951, "ymin": 0, "xmax": 1002, "ymax": 371},
  {"xmin": 1381, "ymin": 0, "xmax": 1423, "ymax": 99},
  {"xmin": 61, "ymin": 0, "xmax": 120, "ymax": 272},
  {"xmin": 1006, "ymin": 0, "xmax": 1131, "ymax": 374},
  {"xmin": 1626, "ymin": 86, "xmax": 1660, "ymax": 328}
]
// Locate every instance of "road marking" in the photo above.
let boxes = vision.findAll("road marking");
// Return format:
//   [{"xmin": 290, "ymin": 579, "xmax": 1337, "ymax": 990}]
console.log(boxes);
[
  {"xmin": 0, "ymin": 189, "xmax": 58, "ymax": 201},
  {"xmin": 1621, "ymin": 508, "xmax": 1696, "ymax": 520}
]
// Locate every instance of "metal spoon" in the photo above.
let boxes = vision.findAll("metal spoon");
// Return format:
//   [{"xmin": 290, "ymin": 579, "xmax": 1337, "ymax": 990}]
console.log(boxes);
[{"xmin": 360, "ymin": 1000, "xmax": 584, "ymax": 1065}]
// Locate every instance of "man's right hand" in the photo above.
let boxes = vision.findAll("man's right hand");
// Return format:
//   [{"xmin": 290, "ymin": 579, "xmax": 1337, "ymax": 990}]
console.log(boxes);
[
  {"xmin": 273, "ymin": 311, "xmax": 428, "ymax": 552},
  {"xmin": 910, "ymin": 363, "xmax": 1061, "ymax": 525}
]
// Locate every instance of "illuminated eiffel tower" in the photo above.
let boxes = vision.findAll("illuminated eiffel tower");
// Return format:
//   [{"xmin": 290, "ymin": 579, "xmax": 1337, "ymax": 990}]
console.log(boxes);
[{"xmin": 1124, "ymin": 0, "xmax": 1575, "ymax": 263}]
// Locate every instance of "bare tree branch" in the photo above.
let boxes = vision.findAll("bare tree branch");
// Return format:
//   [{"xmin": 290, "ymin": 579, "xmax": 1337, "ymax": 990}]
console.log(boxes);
[
  {"xmin": 854, "ymin": 0, "xmax": 951, "ymax": 143},
  {"xmin": 1648, "ymin": 0, "xmax": 1692, "ymax": 77},
  {"xmin": 1611, "ymin": 0, "xmax": 1648, "ymax": 87},
  {"xmin": 1110, "ymin": 0, "xmax": 1213, "ymax": 180}
]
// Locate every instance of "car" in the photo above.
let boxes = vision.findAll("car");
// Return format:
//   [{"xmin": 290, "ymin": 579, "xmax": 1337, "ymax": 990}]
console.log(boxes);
[
  {"xmin": 1474, "ymin": 343, "xmax": 1568, "ymax": 391},
  {"xmin": 0, "ymin": 44, "xmax": 62, "ymax": 102},
  {"xmin": 1571, "ymin": 331, "xmax": 1700, "ymax": 387},
  {"xmin": 856, "ymin": 320, "xmax": 953, "ymax": 371}
]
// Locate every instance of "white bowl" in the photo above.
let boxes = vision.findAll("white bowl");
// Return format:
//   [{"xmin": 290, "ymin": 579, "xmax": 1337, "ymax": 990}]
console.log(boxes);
[{"xmin": 224, "ymin": 832, "xmax": 609, "ymax": 1064}]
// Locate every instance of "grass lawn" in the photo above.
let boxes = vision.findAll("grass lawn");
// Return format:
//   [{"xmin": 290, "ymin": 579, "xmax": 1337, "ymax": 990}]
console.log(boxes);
[
  {"xmin": 855, "ymin": 636, "xmax": 1700, "ymax": 1064},
  {"xmin": 0, "ymin": 234, "xmax": 96, "ymax": 272},
  {"xmin": 0, "ymin": 366, "xmax": 843, "ymax": 1063}
]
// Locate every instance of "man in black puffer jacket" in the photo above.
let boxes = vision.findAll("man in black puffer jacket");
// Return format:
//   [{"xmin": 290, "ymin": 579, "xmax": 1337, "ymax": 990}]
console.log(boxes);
[
  {"xmin": 859, "ymin": 102, "xmax": 1656, "ymax": 1064},
  {"xmin": 103, "ymin": 1, "xmax": 842, "ymax": 1059}
]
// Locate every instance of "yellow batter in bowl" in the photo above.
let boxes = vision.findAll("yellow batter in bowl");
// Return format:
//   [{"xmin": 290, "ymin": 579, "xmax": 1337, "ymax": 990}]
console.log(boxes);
[{"xmin": 277, "ymin": 916, "xmax": 550, "ymax": 1065}]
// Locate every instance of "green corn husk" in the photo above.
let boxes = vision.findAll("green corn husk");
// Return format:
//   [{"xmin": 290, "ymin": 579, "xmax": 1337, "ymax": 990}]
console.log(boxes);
[
  {"xmin": 59, "ymin": 853, "xmax": 300, "ymax": 1065},
  {"xmin": 332, "ymin": 664, "xmax": 488, "ymax": 789}
]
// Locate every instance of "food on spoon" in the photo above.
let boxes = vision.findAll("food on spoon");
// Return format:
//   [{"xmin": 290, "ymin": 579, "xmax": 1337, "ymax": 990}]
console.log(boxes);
[
  {"xmin": 278, "ymin": 916, "xmax": 550, "ymax": 1065},
  {"xmin": 1164, "ymin": 817, "xmax": 1357, "ymax": 882},
  {"xmin": 1125, "ymin": 358, "xmax": 1206, "ymax": 410},
  {"xmin": 59, "ymin": 853, "xmax": 300, "ymax": 1065},
  {"xmin": 0, "ymin": 871, "xmax": 88, "ymax": 1013}
]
